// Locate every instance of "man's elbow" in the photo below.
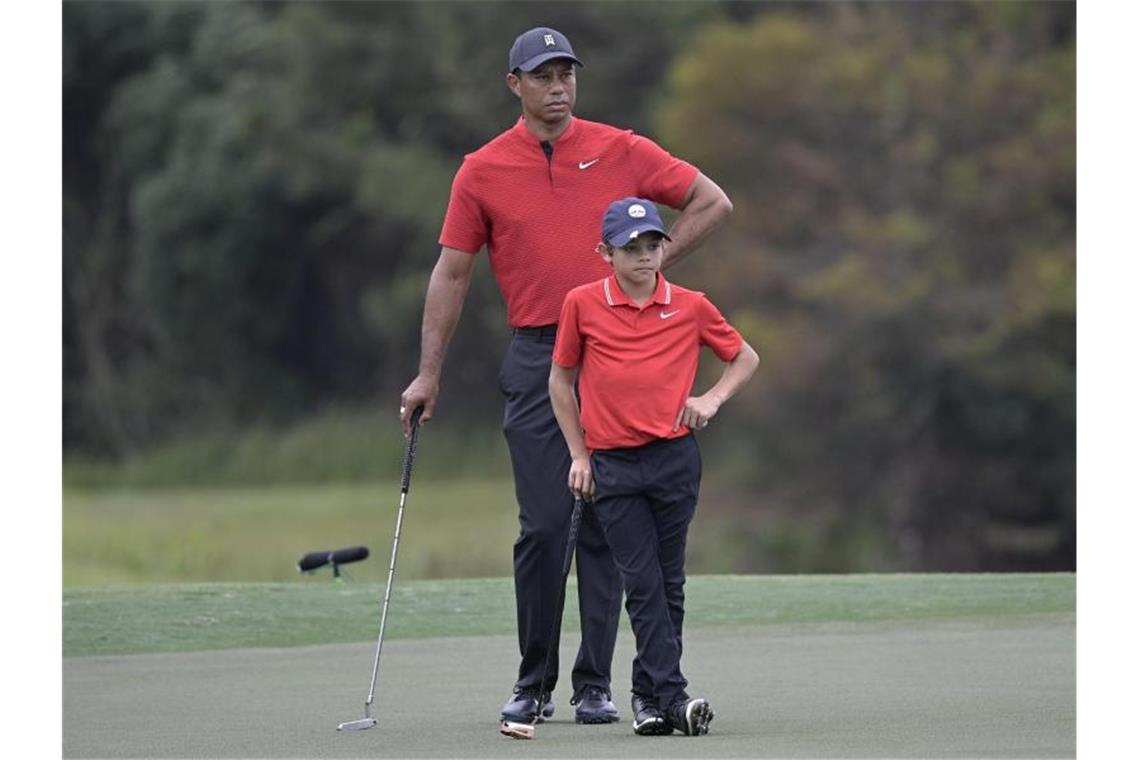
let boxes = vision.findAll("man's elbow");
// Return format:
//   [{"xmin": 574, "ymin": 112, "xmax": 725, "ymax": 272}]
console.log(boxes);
[
  {"xmin": 435, "ymin": 247, "xmax": 477, "ymax": 287},
  {"xmin": 691, "ymin": 179, "xmax": 733, "ymax": 229},
  {"xmin": 711, "ymin": 185, "xmax": 733, "ymax": 221},
  {"xmin": 685, "ymin": 174, "xmax": 733, "ymax": 220}
]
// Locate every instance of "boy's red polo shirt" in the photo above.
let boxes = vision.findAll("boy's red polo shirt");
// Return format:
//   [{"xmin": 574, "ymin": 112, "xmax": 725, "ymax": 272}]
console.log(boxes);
[
  {"xmin": 553, "ymin": 274, "xmax": 744, "ymax": 450},
  {"xmin": 438, "ymin": 117, "xmax": 699, "ymax": 327}
]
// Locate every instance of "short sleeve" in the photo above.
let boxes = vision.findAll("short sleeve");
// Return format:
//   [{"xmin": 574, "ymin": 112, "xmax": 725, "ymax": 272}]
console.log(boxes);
[
  {"xmin": 628, "ymin": 134, "xmax": 700, "ymax": 209},
  {"xmin": 438, "ymin": 159, "xmax": 487, "ymax": 254},
  {"xmin": 697, "ymin": 296, "xmax": 743, "ymax": 362},
  {"xmin": 552, "ymin": 291, "xmax": 584, "ymax": 368}
]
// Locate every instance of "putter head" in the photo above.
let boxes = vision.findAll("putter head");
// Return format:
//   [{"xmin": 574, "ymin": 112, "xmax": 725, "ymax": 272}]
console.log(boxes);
[
  {"xmin": 337, "ymin": 717, "xmax": 377, "ymax": 732},
  {"xmin": 500, "ymin": 720, "xmax": 535, "ymax": 739}
]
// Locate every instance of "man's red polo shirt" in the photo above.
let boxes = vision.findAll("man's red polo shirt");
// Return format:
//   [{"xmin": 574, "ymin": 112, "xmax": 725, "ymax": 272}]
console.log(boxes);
[
  {"xmin": 553, "ymin": 274, "xmax": 744, "ymax": 450},
  {"xmin": 439, "ymin": 117, "xmax": 699, "ymax": 327}
]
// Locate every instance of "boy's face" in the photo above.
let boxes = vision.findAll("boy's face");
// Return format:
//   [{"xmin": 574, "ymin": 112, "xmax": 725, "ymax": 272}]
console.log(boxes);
[{"xmin": 600, "ymin": 233, "xmax": 665, "ymax": 287}]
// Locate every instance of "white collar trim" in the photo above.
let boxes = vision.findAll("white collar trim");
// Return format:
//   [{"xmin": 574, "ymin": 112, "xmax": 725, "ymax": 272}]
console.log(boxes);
[{"xmin": 603, "ymin": 276, "xmax": 669, "ymax": 306}]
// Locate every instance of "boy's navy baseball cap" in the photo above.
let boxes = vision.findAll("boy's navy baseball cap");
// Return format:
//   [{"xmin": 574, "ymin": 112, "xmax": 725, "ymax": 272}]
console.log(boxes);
[
  {"xmin": 602, "ymin": 197, "xmax": 672, "ymax": 247},
  {"xmin": 509, "ymin": 27, "xmax": 583, "ymax": 73}
]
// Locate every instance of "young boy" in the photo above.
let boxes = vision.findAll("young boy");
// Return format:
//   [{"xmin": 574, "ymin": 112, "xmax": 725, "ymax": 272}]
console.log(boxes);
[{"xmin": 548, "ymin": 197, "xmax": 759, "ymax": 736}]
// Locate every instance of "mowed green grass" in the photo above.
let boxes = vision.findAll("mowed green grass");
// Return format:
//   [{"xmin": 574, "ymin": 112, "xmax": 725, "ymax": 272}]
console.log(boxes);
[
  {"xmin": 63, "ymin": 573, "xmax": 1074, "ymax": 657},
  {"xmin": 63, "ymin": 479, "xmax": 521, "ymax": 586},
  {"xmin": 64, "ymin": 479, "xmax": 801, "ymax": 586}
]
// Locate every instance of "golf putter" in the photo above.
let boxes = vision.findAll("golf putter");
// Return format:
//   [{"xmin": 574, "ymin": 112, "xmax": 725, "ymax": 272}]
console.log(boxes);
[
  {"xmin": 501, "ymin": 496, "xmax": 585, "ymax": 740},
  {"xmin": 337, "ymin": 406, "xmax": 423, "ymax": 732}
]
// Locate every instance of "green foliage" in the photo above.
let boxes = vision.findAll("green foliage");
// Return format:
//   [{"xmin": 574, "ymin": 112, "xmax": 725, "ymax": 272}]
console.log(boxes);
[
  {"xmin": 64, "ymin": 2, "xmax": 1074, "ymax": 572},
  {"xmin": 659, "ymin": 3, "xmax": 1075, "ymax": 571},
  {"xmin": 62, "ymin": 1, "xmax": 746, "ymax": 456}
]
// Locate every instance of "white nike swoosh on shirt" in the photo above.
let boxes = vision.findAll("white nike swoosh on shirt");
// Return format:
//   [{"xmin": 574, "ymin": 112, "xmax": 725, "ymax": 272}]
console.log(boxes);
[
  {"xmin": 659, "ymin": 310, "xmax": 680, "ymax": 319},
  {"xmin": 578, "ymin": 159, "xmax": 600, "ymax": 169}
]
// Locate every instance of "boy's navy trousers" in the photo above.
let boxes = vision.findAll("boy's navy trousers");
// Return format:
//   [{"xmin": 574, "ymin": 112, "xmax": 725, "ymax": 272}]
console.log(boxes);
[
  {"xmin": 499, "ymin": 330, "xmax": 624, "ymax": 696},
  {"xmin": 591, "ymin": 434, "xmax": 701, "ymax": 709}
]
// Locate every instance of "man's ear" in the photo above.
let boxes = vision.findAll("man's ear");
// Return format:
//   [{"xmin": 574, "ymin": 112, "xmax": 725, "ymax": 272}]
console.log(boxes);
[{"xmin": 506, "ymin": 72, "xmax": 521, "ymax": 98}]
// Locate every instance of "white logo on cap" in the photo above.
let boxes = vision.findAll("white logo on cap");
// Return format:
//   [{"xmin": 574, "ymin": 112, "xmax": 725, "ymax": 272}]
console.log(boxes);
[
  {"xmin": 544, "ymin": 34, "xmax": 555, "ymax": 47},
  {"xmin": 628, "ymin": 204, "xmax": 647, "ymax": 218}
]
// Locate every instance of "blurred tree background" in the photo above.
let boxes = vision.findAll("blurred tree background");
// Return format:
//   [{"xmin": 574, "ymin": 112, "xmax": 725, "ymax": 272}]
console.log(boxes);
[{"xmin": 63, "ymin": 1, "xmax": 1074, "ymax": 574}]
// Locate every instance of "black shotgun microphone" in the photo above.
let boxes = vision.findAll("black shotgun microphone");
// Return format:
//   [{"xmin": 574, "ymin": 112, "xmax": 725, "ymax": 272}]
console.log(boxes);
[{"xmin": 297, "ymin": 546, "xmax": 370, "ymax": 576}]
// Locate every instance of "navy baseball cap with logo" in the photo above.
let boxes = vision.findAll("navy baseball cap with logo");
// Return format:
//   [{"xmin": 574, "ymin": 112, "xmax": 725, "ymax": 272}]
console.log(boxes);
[
  {"xmin": 602, "ymin": 197, "xmax": 673, "ymax": 247},
  {"xmin": 508, "ymin": 27, "xmax": 583, "ymax": 73}
]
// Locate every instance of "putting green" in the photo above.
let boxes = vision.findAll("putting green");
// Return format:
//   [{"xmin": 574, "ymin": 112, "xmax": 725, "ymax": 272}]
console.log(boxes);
[
  {"xmin": 63, "ymin": 575, "xmax": 1074, "ymax": 757},
  {"xmin": 63, "ymin": 619, "xmax": 1073, "ymax": 757}
]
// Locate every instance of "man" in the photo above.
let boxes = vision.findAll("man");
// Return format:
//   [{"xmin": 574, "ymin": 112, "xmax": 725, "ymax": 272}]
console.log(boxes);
[{"xmin": 399, "ymin": 26, "xmax": 732, "ymax": 725}]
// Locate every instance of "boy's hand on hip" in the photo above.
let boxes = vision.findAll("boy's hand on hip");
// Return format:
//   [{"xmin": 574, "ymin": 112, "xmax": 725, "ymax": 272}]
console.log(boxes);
[
  {"xmin": 568, "ymin": 456, "xmax": 594, "ymax": 501},
  {"xmin": 674, "ymin": 395, "xmax": 720, "ymax": 432}
]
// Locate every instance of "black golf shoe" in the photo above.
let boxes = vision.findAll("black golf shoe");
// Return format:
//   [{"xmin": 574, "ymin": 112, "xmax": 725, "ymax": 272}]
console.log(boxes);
[
  {"xmin": 500, "ymin": 688, "xmax": 554, "ymax": 723},
  {"xmin": 667, "ymin": 697, "xmax": 714, "ymax": 736},
  {"xmin": 571, "ymin": 685, "xmax": 620, "ymax": 724},
  {"xmin": 631, "ymin": 693, "xmax": 669, "ymax": 736}
]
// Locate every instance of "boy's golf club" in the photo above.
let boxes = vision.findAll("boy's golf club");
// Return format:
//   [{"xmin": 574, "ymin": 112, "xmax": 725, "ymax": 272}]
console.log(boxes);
[
  {"xmin": 500, "ymin": 496, "xmax": 585, "ymax": 740},
  {"xmin": 337, "ymin": 406, "xmax": 423, "ymax": 732}
]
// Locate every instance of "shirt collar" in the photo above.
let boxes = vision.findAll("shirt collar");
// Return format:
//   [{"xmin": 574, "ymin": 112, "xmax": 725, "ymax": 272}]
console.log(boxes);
[
  {"xmin": 512, "ymin": 115, "xmax": 578, "ymax": 146},
  {"xmin": 603, "ymin": 273, "xmax": 672, "ymax": 308}
]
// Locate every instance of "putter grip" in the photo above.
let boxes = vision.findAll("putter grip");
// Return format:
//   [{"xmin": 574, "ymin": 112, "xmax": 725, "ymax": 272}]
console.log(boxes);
[
  {"xmin": 562, "ymin": 499, "xmax": 584, "ymax": 576},
  {"xmin": 401, "ymin": 407, "xmax": 423, "ymax": 492}
]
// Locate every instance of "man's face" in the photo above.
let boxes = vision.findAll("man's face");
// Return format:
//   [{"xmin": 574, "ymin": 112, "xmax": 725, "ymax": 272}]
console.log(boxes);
[{"xmin": 508, "ymin": 59, "xmax": 577, "ymax": 125}]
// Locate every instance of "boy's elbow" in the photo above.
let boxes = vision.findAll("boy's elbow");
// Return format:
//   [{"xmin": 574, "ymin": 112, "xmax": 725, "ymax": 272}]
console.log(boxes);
[{"xmin": 741, "ymin": 341, "xmax": 760, "ymax": 374}]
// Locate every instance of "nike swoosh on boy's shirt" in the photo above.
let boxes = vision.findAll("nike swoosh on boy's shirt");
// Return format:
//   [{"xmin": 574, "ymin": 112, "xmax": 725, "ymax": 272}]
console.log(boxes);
[
  {"xmin": 659, "ymin": 310, "xmax": 680, "ymax": 319},
  {"xmin": 578, "ymin": 159, "xmax": 600, "ymax": 169}
]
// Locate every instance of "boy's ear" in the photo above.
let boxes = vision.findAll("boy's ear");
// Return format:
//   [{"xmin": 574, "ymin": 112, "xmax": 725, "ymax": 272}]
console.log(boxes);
[{"xmin": 596, "ymin": 242, "xmax": 613, "ymax": 262}]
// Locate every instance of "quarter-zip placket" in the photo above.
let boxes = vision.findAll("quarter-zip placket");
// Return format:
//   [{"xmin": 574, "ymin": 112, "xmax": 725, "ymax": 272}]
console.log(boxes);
[{"xmin": 540, "ymin": 140, "xmax": 554, "ymax": 185}]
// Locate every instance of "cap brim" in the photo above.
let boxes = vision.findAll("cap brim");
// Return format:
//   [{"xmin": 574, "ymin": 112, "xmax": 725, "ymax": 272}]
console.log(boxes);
[
  {"xmin": 516, "ymin": 52, "xmax": 583, "ymax": 72},
  {"xmin": 606, "ymin": 225, "xmax": 671, "ymax": 247}
]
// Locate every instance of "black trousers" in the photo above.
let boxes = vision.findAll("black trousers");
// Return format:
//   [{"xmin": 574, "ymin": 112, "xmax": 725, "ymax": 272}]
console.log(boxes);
[
  {"xmin": 591, "ymin": 435, "xmax": 701, "ymax": 709},
  {"xmin": 499, "ymin": 333, "xmax": 623, "ymax": 695}
]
